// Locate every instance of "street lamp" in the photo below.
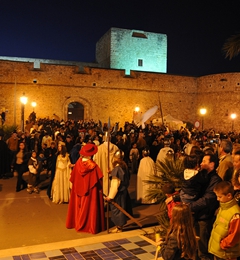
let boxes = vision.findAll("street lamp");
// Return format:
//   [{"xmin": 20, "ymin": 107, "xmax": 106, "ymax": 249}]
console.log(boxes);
[
  {"xmin": 133, "ymin": 106, "xmax": 140, "ymax": 123},
  {"xmin": 200, "ymin": 108, "xmax": 207, "ymax": 131},
  {"xmin": 230, "ymin": 113, "xmax": 236, "ymax": 132},
  {"xmin": 135, "ymin": 106, "xmax": 140, "ymax": 112},
  {"xmin": 31, "ymin": 101, "xmax": 37, "ymax": 111},
  {"xmin": 20, "ymin": 93, "xmax": 28, "ymax": 132}
]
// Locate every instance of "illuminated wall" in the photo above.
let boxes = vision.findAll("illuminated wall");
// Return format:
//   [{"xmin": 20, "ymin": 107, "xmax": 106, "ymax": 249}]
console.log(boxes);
[
  {"xmin": 96, "ymin": 27, "xmax": 167, "ymax": 74},
  {"xmin": 0, "ymin": 59, "xmax": 239, "ymax": 132}
]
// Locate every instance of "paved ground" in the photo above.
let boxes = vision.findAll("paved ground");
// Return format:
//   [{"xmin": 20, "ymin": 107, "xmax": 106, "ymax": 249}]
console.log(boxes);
[{"xmin": 0, "ymin": 174, "xmax": 161, "ymax": 259}]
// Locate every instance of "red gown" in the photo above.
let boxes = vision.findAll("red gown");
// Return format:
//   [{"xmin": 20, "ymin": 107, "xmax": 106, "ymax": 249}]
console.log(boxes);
[{"xmin": 66, "ymin": 158, "xmax": 105, "ymax": 234}]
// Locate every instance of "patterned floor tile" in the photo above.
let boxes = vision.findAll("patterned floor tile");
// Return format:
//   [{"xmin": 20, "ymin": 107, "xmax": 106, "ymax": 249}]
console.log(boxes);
[{"xmin": 7, "ymin": 236, "xmax": 157, "ymax": 260}]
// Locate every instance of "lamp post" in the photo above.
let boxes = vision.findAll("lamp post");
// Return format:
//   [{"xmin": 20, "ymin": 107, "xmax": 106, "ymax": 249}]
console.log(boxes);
[
  {"xmin": 200, "ymin": 108, "xmax": 207, "ymax": 131},
  {"xmin": 133, "ymin": 106, "xmax": 140, "ymax": 122},
  {"xmin": 20, "ymin": 93, "xmax": 28, "ymax": 132},
  {"xmin": 31, "ymin": 101, "xmax": 37, "ymax": 123},
  {"xmin": 31, "ymin": 101, "xmax": 36, "ymax": 111},
  {"xmin": 230, "ymin": 113, "xmax": 236, "ymax": 132}
]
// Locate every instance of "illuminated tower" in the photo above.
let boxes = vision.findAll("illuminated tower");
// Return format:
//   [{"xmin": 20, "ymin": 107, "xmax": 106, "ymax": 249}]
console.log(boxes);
[{"xmin": 96, "ymin": 27, "xmax": 167, "ymax": 75}]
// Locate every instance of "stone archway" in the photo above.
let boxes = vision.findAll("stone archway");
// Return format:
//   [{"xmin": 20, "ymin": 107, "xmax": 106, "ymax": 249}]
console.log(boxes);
[
  {"xmin": 63, "ymin": 97, "xmax": 91, "ymax": 121},
  {"xmin": 68, "ymin": 102, "xmax": 84, "ymax": 121}
]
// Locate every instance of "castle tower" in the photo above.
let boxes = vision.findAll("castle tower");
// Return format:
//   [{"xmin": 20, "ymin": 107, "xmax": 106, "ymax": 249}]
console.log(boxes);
[{"xmin": 96, "ymin": 27, "xmax": 167, "ymax": 74}]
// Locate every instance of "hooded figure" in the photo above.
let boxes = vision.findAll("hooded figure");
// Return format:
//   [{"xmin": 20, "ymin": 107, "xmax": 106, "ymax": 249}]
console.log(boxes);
[
  {"xmin": 93, "ymin": 133, "xmax": 119, "ymax": 195},
  {"xmin": 66, "ymin": 143, "xmax": 105, "ymax": 234}
]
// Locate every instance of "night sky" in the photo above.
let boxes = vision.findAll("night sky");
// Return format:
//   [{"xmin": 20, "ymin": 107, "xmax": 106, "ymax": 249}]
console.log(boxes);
[{"xmin": 0, "ymin": 0, "xmax": 240, "ymax": 76}]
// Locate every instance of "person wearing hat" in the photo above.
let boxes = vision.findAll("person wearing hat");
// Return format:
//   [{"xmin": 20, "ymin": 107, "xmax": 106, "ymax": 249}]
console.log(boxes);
[{"xmin": 66, "ymin": 143, "xmax": 105, "ymax": 234}]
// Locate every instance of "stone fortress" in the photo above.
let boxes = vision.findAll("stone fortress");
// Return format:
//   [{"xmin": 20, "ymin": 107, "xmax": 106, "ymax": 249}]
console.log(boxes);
[{"xmin": 0, "ymin": 27, "xmax": 239, "ymax": 131}]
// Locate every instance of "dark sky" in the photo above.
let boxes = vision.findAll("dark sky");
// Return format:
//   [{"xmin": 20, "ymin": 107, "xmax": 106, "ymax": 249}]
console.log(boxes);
[{"xmin": 0, "ymin": 0, "xmax": 240, "ymax": 76}]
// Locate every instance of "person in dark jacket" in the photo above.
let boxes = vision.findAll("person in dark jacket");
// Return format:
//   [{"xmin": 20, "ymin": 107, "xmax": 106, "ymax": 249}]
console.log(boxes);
[
  {"xmin": 180, "ymin": 155, "xmax": 208, "ymax": 203},
  {"xmin": 0, "ymin": 132, "xmax": 10, "ymax": 178},
  {"xmin": 45, "ymin": 141, "xmax": 57, "ymax": 176},
  {"xmin": 69, "ymin": 143, "xmax": 81, "ymax": 164},
  {"xmin": 167, "ymin": 153, "xmax": 222, "ymax": 260},
  {"xmin": 189, "ymin": 153, "xmax": 222, "ymax": 260}
]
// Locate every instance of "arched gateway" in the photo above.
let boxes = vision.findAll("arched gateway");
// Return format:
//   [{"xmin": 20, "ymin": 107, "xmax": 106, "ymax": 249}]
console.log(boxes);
[
  {"xmin": 63, "ymin": 97, "xmax": 91, "ymax": 122},
  {"xmin": 68, "ymin": 102, "xmax": 84, "ymax": 121}
]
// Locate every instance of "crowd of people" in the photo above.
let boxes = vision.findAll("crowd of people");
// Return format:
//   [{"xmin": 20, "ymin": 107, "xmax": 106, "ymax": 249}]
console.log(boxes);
[
  {"xmin": 1, "ymin": 117, "xmax": 240, "ymax": 259},
  {"xmin": 157, "ymin": 143, "xmax": 240, "ymax": 259}
]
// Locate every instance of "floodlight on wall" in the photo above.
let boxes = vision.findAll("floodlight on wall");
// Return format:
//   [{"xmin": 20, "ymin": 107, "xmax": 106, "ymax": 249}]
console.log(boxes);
[
  {"xmin": 230, "ymin": 113, "xmax": 237, "ymax": 131},
  {"xmin": 135, "ymin": 106, "xmax": 140, "ymax": 112},
  {"xmin": 31, "ymin": 102, "xmax": 37, "ymax": 111},
  {"xmin": 200, "ymin": 108, "xmax": 207, "ymax": 131},
  {"xmin": 20, "ymin": 93, "xmax": 28, "ymax": 132},
  {"xmin": 133, "ymin": 106, "xmax": 141, "ymax": 123}
]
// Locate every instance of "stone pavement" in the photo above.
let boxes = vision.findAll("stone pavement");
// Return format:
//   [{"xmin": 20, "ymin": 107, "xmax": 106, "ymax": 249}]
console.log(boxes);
[{"xmin": 0, "ymin": 174, "xmax": 162, "ymax": 259}]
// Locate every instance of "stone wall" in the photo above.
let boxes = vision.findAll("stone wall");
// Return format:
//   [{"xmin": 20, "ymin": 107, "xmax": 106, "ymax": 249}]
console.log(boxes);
[
  {"xmin": 96, "ymin": 27, "xmax": 167, "ymax": 75},
  {"xmin": 196, "ymin": 73, "xmax": 240, "ymax": 131},
  {"xmin": 0, "ymin": 60, "xmax": 239, "ymax": 132},
  {"xmin": 0, "ymin": 60, "xmax": 196, "ymax": 129},
  {"xmin": 96, "ymin": 29, "xmax": 111, "ymax": 68}
]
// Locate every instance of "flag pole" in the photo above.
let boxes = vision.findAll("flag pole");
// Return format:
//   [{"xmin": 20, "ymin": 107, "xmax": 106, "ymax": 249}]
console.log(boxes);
[{"xmin": 158, "ymin": 92, "xmax": 164, "ymax": 126}]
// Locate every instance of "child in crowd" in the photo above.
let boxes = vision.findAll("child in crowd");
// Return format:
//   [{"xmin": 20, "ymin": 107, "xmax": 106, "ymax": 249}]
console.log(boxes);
[
  {"xmin": 162, "ymin": 182, "xmax": 180, "ymax": 219},
  {"xmin": 208, "ymin": 181, "xmax": 240, "ymax": 260},
  {"xmin": 129, "ymin": 142, "xmax": 139, "ymax": 174},
  {"xmin": 157, "ymin": 203, "xmax": 198, "ymax": 260},
  {"xmin": 27, "ymin": 151, "xmax": 41, "ymax": 194},
  {"xmin": 45, "ymin": 141, "xmax": 57, "ymax": 176},
  {"xmin": 180, "ymin": 154, "xmax": 208, "ymax": 203},
  {"xmin": 37, "ymin": 150, "xmax": 48, "ymax": 170}
]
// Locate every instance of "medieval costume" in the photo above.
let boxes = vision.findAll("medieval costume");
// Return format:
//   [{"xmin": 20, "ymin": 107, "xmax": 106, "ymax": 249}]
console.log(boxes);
[
  {"xmin": 51, "ymin": 143, "xmax": 72, "ymax": 204},
  {"xmin": 136, "ymin": 148, "xmax": 156, "ymax": 204},
  {"xmin": 66, "ymin": 143, "xmax": 105, "ymax": 234},
  {"xmin": 27, "ymin": 151, "xmax": 42, "ymax": 194},
  {"xmin": 93, "ymin": 140, "xmax": 118, "ymax": 195},
  {"xmin": 105, "ymin": 150, "xmax": 132, "ymax": 233}
]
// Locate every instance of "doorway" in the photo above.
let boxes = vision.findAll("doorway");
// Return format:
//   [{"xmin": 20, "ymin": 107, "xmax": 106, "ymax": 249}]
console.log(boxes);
[{"xmin": 68, "ymin": 102, "xmax": 84, "ymax": 121}]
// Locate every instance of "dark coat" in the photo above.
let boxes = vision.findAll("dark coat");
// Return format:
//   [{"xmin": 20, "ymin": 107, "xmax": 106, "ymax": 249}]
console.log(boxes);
[
  {"xmin": 47, "ymin": 153, "xmax": 58, "ymax": 198},
  {"xmin": 181, "ymin": 169, "xmax": 208, "ymax": 198},
  {"xmin": 0, "ymin": 140, "xmax": 10, "ymax": 176},
  {"xmin": 189, "ymin": 169, "xmax": 222, "ymax": 221}
]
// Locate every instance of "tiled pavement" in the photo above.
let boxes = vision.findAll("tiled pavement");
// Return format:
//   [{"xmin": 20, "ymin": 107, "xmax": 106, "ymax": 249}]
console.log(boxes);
[
  {"xmin": 1, "ymin": 236, "xmax": 159, "ymax": 260},
  {"xmin": 0, "ymin": 173, "xmax": 162, "ymax": 260}
]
